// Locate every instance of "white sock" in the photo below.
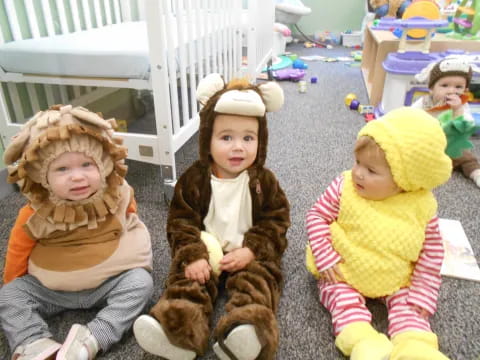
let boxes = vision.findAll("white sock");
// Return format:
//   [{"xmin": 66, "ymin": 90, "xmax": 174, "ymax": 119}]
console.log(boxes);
[{"xmin": 470, "ymin": 169, "xmax": 480, "ymax": 187}]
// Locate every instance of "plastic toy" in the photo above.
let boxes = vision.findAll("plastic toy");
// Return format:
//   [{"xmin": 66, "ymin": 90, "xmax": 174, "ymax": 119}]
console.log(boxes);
[
  {"xmin": 344, "ymin": 93, "xmax": 357, "ymax": 106},
  {"xmin": 292, "ymin": 59, "xmax": 308, "ymax": 69},
  {"xmin": 272, "ymin": 68, "xmax": 306, "ymax": 81},
  {"xmin": 350, "ymin": 99, "xmax": 360, "ymax": 110},
  {"xmin": 298, "ymin": 80, "xmax": 307, "ymax": 93},
  {"xmin": 449, "ymin": 0, "xmax": 480, "ymax": 39},
  {"xmin": 310, "ymin": 76, "xmax": 318, "ymax": 83},
  {"xmin": 401, "ymin": 0, "xmax": 441, "ymax": 39},
  {"xmin": 344, "ymin": 93, "xmax": 376, "ymax": 121}
]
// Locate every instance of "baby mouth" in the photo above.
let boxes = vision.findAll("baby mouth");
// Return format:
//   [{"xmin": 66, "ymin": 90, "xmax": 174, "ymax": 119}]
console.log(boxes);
[
  {"xmin": 229, "ymin": 157, "xmax": 244, "ymax": 165},
  {"xmin": 71, "ymin": 186, "xmax": 89, "ymax": 192}
]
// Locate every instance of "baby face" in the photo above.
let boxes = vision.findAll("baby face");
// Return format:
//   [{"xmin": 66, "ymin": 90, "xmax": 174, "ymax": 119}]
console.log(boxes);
[
  {"xmin": 430, "ymin": 75, "xmax": 467, "ymax": 105},
  {"xmin": 210, "ymin": 114, "xmax": 259, "ymax": 179},
  {"xmin": 352, "ymin": 143, "xmax": 402, "ymax": 200},
  {"xmin": 47, "ymin": 151, "xmax": 102, "ymax": 201}
]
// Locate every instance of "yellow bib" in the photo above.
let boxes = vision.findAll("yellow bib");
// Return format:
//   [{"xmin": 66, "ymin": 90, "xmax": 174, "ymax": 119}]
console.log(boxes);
[{"xmin": 332, "ymin": 171, "xmax": 437, "ymax": 298}]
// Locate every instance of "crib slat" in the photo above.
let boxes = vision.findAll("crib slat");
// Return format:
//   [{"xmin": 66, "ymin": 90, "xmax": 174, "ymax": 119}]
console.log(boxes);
[
  {"xmin": 221, "ymin": 0, "xmax": 228, "ymax": 80},
  {"xmin": 121, "ymin": 0, "xmax": 132, "ymax": 21},
  {"xmin": 41, "ymin": 0, "xmax": 56, "ymax": 36},
  {"xmin": 105, "ymin": 0, "xmax": 113, "ymax": 25},
  {"xmin": 6, "ymin": 83, "xmax": 25, "ymax": 123},
  {"xmin": 25, "ymin": 0, "xmax": 40, "ymax": 38},
  {"xmin": 185, "ymin": 0, "xmax": 198, "ymax": 118},
  {"xmin": 81, "ymin": 0, "xmax": 93, "ymax": 29},
  {"xmin": 194, "ymin": 1, "xmax": 204, "ymax": 80},
  {"xmin": 175, "ymin": 0, "xmax": 190, "ymax": 125},
  {"xmin": 55, "ymin": 0, "xmax": 70, "ymax": 34},
  {"xmin": 137, "ymin": 0, "xmax": 146, "ymax": 20},
  {"xmin": 5, "ymin": 0, "xmax": 23, "ymax": 41},
  {"xmin": 163, "ymin": 0, "xmax": 181, "ymax": 134},
  {"xmin": 44, "ymin": 85, "xmax": 56, "ymax": 106},
  {"xmin": 70, "ymin": 0, "xmax": 82, "ymax": 32},
  {"xmin": 26, "ymin": 84, "xmax": 41, "ymax": 113},
  {"xmin": 94, "ymin": 1, "xmax": 103, "ymax": 27},
  {"xmin": 59, "ymin": 86, "xmax": 69, "ymax": 105},
  {"xmin": 203, "ymin": 0, "xmax": 211, "ymax": 75},
  {"xmin": 113, "ymin": 0, "xmax": 122, "ymax": 23}
]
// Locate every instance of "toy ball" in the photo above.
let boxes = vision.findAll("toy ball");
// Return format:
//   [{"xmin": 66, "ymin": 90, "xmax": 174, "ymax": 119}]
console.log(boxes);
[
  {"xmin": 310, "ymin": 76, "xmax": 318, "ymax": 84},
  {"xmin": 349, "ymin": 99, "xmax": 360, "ymax": 111},
  {"xmin": 344, "ymin": 93, "xmax": 357, "ymax": 106}
]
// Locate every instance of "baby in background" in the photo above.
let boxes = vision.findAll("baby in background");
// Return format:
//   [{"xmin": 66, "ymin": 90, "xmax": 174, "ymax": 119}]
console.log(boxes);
[
  {"xmin": 306, "ymin": 107, "xmax": 452, "ymax": 359},
  {"xmin": 412, "ymin": 55, "xmax": 480, "ymax": 187},
  {"xmin": 0, "ymin": 105, "xmax": 153, "ymax": 360}
]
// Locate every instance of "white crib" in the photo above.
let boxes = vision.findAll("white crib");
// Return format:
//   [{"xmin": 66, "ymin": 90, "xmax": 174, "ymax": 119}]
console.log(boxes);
[{"xmin": 0, "ymin": 0, "xmax": 274, "ymax": 191}]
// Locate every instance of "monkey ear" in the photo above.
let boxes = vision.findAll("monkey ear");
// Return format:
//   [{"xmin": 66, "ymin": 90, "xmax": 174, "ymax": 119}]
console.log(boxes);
[
  {"xmin": 196, "ymin": 73, "xmax": 225, "ymax": 106},
  {"xmin": 258, "ymin": 81, "xmax": 284, "ymax": 112}
]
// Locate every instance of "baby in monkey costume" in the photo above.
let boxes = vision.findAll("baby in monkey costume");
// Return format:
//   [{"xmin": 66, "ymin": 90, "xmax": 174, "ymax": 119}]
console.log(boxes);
[{"xmin": 133, "ymin": 74, "xmax": 290, "ymax": 360}]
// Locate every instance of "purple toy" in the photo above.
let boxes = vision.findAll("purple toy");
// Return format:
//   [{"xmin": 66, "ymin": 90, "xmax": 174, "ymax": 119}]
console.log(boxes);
[
  {"xmin": 349, "ymin": 99, "xmax": 360, "ymax": 111},
  {"xmin": 272, "ymin": 68, "xmax": 306, "ymax": 81}
]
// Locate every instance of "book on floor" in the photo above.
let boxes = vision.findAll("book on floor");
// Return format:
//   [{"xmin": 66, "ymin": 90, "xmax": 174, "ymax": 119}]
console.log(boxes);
[{"xmin": 439, "ymin": 218, "xmax": 480, "ymax": 282}]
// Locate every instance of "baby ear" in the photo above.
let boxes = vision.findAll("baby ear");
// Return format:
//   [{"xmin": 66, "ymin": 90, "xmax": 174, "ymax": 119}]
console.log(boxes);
[
  {"xmin": 258, "ymin": 81, "xmax": 284, "ymax": 112},
  {"xmin": 196, "ymin": 73, "xmax": 225, "ymax": 105}
]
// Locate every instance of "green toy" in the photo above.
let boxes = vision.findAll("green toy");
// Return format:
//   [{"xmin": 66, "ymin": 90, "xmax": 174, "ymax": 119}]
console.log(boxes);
[{"xmin": 438, "ymin": 109, "xmax": 480, "ymax": 158}]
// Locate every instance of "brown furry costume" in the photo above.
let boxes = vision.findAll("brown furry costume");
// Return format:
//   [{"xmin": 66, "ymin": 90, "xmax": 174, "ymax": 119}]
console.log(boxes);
[{"xmin": 148, "ymin": 79, "xmax": 290, "ymax": 359}]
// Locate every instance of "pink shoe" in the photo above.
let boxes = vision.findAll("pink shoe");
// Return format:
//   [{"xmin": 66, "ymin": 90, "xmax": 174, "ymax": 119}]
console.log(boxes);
[
  {"xmin": 12, "ymin": 337, "xmax": 61, "ymax": 360},
  {"xmin": 56, "ymin": 324, "xmax": 99, "ymax": 360}
]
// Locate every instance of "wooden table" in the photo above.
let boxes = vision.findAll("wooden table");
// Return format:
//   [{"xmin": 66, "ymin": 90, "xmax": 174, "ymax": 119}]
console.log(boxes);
[{"xmin": 361, "ymin": 24, "xmax": 480, "ymax": 106}]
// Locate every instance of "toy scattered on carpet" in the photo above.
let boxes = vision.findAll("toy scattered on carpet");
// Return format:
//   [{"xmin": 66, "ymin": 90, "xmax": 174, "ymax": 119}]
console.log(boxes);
[
  {"xmin": 272, "ymin": 68, "xmax": 306, "ymax": 81},
  {"xmin": 344, "ymin": 93, "xmax": 376, "ymax": 122}
]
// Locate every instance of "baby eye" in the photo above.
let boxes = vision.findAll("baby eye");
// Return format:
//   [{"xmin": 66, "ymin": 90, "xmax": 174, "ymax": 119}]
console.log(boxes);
[
  {"xmin": 221, "ymin": 135, "xmax": 232, "ymax": 141},
  {"xmin": 367, "ymin": 168, "xmax": 376, "ymax": 174},
  {"xmin": 82, "ymin": 161, "xmax": 93, "ymax": 167},
  {"xmin": 244, "ymin": 135, "xmax": 255, "ymax": 141},
  {"xmin": 56, "ymin": 166, "xmax": 68, "ymax": 172}
]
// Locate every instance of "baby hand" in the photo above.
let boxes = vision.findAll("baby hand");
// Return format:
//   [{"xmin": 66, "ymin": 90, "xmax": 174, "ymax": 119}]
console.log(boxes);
[
  {"xmin": 219, "ymin": 247, "xmax": 255, "ymax": 272},
  {"xmin": 411, "ymin": 304, "xmax": 429, "ymax": 319},
  {"xmin": 320, "ymin": 264, "xmax": 345, "ymax": 284},
  {"xmin": 185, "ymin": 259, "xmax": 211, "ymax": 284},
  {"xmin": 445, "ymin": 94, "xmax": 462, "ymax": 110}
]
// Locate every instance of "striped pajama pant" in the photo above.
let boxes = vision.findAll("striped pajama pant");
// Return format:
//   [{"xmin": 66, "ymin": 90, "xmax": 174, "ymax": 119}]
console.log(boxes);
[
  {"xmin": 0, "ymin": 268, "xmax": 153, "ymax": 354},
  {"xmin": 318, "ymin": 281, "xmax": 432, "ymax": 338}
]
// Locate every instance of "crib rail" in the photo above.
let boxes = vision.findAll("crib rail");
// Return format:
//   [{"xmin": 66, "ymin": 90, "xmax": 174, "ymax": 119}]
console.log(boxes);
[
  {"xmin": 0, "ymin": 0, "xmax": 273, "ymax": 187},
  {"xmin": 0, "ymin": 0, "xmax": 143, "ymax": 123}
]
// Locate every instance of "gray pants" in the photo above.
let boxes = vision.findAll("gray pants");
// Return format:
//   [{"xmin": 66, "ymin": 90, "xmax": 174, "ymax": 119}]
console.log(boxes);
[{"xmin": 0, "ymin": 268, "xmax": 153, "ymax": 354}]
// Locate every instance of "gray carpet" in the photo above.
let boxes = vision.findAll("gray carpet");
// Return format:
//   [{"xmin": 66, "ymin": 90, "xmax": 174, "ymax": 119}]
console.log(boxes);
[{"xmin": 1, "ymin": 44, "xmax": 479, "ymax": 359}]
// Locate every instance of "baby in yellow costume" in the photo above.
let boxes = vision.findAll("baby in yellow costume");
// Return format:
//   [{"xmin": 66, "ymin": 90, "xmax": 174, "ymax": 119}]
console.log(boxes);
[{"xmin": 306, "ymin": 107, "xmax": 452, "ymax": 359}]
